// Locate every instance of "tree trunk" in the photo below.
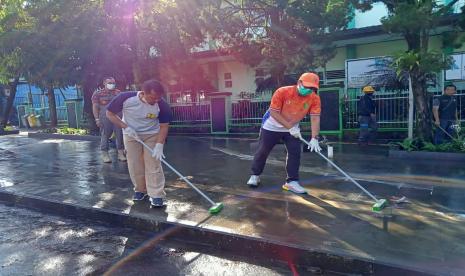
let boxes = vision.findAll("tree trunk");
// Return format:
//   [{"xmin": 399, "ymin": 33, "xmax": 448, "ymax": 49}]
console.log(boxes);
[
  {"xmin": 1, "ymin": 78, "xmax": 19, "ymax": 130},
  {"xmin": 411, "ymin": 73, "xmax": 432, "ymax": 141},
  {"xmin": 82, "ymin": 74, "xmax": 97, "ymax": 115},
  {"xmin": 81, "ymin": 75, "xmax": 99, "ymax": 133},
  {"xmin": 48, "ymin": 83, "xmax": 58, "ymax": 127}
]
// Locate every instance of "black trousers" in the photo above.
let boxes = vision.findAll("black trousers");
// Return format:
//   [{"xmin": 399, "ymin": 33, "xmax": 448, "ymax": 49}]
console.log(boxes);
[
  {"xmin": 434, "ymin": 120, "xmax": 454, "ymax": 144},
  {"xmin": 251, "ymin": 128, "xmax": 301, "ymax": 182}
]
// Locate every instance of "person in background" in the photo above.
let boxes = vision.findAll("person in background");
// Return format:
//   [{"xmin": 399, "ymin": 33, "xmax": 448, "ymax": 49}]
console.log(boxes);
[
  {"xmin": 433, "ymin": 84, "xmax": 459, "ymax": 144},
  {"xmin": 92, "ymin": 77, "xmax": 125, "ymax": 163},
  {"xmin": 357, "ymin": 85, "xmax": 378, "ymax": 145}
]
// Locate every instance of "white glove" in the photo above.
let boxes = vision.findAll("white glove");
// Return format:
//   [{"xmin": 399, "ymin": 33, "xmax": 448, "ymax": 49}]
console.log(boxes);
[
  {"xmin": 125, "ymin": 126, "xmax": 139, "ymax": 139},
  {"xmin": 152, "ymin": 143, "xmax": 165, "ymax": 160},
  {"xmin": 307, "ymin": 138, "xmax": 322, "ymax": 152},
  {"xmin": 289, "ymin": 126, "xmax": 302, "ymax": 139},
  {"xmin": 451, "ymin": 124, "xmax": 461, "ymax": 132}
]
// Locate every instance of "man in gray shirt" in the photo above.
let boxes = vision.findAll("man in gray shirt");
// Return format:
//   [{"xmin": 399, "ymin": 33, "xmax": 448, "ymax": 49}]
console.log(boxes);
[{"xmin": 106, "ymin": 79, "xmax": 172, "ymax": 208}]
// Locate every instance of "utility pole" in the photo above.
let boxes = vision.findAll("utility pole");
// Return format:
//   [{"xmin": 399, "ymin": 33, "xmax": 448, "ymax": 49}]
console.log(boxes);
[{"xmin": 408, "ymin": 75, "xmax": 414, "ymax": 139}]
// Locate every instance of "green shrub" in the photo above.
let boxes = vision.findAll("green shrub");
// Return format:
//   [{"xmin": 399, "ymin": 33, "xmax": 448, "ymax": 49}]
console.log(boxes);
[
  {"xmin": 57, "ymin": 127, "xmax": 88, "ymax": 135},
  {"xmin": 396, "ymin": 138, "xmax": 421, "ymax": 151},
  {"xmin": 397, "ymin": 136, "xmax": 465, "ymax": 153}
]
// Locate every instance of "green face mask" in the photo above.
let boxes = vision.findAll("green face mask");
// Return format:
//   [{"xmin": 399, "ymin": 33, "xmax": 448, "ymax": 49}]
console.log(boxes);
[{"xmin": 297, "ymin": 84, "xmax": 313, "ymax": 96}]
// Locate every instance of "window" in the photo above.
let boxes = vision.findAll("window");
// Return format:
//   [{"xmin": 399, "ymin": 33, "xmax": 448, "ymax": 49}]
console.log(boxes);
[{"xmin": 224, "ymin": 72, "xmax": 232, "ymax": 88}]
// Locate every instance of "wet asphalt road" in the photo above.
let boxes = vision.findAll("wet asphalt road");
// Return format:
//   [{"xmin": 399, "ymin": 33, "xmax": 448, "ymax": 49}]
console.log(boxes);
[
  {"xmin": 0, "ymin": 203, "xmax": 301, "ymax": 276},
  {"xmin": 2, "ymin": 134, "xmax": 465, "ymax": 275}
]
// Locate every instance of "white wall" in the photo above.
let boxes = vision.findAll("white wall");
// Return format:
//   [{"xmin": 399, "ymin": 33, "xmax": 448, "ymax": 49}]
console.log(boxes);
[{"xmin": 217, "ymin": 61, "xmax": 258, "ymax": 101}]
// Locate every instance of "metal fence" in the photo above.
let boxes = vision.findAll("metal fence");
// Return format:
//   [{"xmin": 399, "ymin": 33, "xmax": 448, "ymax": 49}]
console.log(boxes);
[
  {"xmin": 14, "ymin": 94, "xmax": 68, "ymax": 108},
  {"xmin": 344, "ymin": 89, "xmax": 465, "ymax": 130},
  {"xmin": 344, "ymin": 89, "xmax": 410, "ymax": 129},
  {"xmin": 18, "ymin": 105, "xmax": 69, "ymax": 125},
  {"xmin": 454, "ymin": 90, "xmax": 465, "ymax": 121},
  {"xmin": 230, "ymin": 101, "xmax": 269, "ymax": 127},
  {"xmin": 15, "ymin": 93, "xmax": 69, "ymax": 124},
  {"xmin": 170, "ymin": 103, "xmax": 211, "ymax": 130}
]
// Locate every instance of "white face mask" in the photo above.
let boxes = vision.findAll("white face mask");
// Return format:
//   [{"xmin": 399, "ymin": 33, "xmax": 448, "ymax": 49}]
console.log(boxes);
[{"xmin": 106, "ymin": 83, "xmax": 116, "ymax": 90}]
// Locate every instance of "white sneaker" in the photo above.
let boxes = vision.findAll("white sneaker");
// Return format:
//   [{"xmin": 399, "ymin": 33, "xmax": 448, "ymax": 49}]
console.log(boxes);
[
  {"xmin": 117, "ymin": 150, "xmax": 127, "ymax": 162},
  {"xmin": 282, "ymin": 181, "xmax": 307, "ymax": 194},
  {"xmin": 101, "ymin": 151, "xmax": 112, "ymax": 163},
  {"xmin": 247, "ymin": 175, "xmax": 260, "ymax": 187}
]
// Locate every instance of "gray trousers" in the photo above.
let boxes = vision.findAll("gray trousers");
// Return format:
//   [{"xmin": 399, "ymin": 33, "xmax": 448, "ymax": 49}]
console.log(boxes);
[{"xmin": 99, "ymin": 108, "xmax": 123, "ymax": 151}]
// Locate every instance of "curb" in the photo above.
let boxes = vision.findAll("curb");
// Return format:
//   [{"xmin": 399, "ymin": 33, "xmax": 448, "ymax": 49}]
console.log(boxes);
[
  {"xmin": 27, "ymin": 132, "xmax": 100, "ymax": 141},
  {"xmin": 0, "ymin": 189, "xmax": 432, "ymax": 275},
  {"xmin": 0, "ymin": 129, "xmax": 20, "ymax": 136}
]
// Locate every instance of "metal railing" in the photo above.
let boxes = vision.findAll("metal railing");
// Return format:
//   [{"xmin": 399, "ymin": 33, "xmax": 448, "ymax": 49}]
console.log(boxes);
[
  {"xmin": 14, "ymin": 94, "xmax": 67, "ymax": 108},
  {"xmin": 344, "ymin": 89, "xmax": 410, "ymax": 129},
  {"xmin": 230, "ymin": 101, "xmax": 269, "ymax": 127},
  {"xmin": 451, "ymin": 91, "xmax": 465, "ymax": 122},
  {"xmin": 19, "ymin": 106, "xmax": 68, "ymax": 125},
  {"xmin": 344, "ymin": 89, "xmax": 465, "ymax": 130},
  {"xmin": 167, "ymin": 89, "xmax": 465, "ymax": 134},
  {"xmin": 170, "ymin": 103, "xmax": 211, "ymax": 129}
]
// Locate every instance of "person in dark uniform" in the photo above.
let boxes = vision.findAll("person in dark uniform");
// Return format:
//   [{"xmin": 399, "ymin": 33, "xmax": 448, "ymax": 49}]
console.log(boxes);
[
  {"xmin": 357, "ymin": 85, "xmax": 378, "ymax": 145},
  {"xmin": 433, "ymin": 84, "xmax": 458, "ymax": 144}
]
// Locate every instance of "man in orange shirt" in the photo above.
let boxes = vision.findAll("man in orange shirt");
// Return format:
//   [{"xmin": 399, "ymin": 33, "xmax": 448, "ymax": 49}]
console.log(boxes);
[{"xmin": 247, "ymin": 72, "xmax": 322, "ymax": 194}]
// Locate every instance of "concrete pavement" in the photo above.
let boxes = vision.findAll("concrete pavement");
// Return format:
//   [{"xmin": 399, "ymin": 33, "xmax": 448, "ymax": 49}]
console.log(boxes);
[{"xmin": 1, "ymin": 134, "xmax": 464, "ymax": 275}]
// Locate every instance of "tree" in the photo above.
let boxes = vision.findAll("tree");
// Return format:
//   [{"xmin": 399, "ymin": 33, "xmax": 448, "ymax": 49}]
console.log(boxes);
[
  {"xmin": 378, "ymin": 0, "xmax": 464, "ymax": 141},
  {"xmin": 207, "ymin": 0, "xmax": 361, "ymax": 88},
  {"xmin": 21, "ymin": 0, "xmax": 108, "ymax": 127},
  {"xmin": 130, "ymin": 0, "xmax": 219, "ymax": 94},
  {"xmin": 0, "ymin": 0, "xmax": 31, "ymax": 130}
]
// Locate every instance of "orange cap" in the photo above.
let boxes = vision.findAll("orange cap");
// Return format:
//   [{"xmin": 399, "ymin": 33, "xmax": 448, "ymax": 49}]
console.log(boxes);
[{"xmin": 298, "ymin": 73, "xmax": 319, "ymax": 89}]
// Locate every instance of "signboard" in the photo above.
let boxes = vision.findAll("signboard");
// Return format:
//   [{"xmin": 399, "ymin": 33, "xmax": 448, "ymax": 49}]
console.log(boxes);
[
  {"xmin": 346, "ymin": 56, "xmax": 395, "ymax": 88},
  {"xmin": 445, "ymin": 54, "xmax": 464, "ymax": 80},
  {"xmin": 319, "ymin": 90, "xmax": 340, "ymax": 131}
]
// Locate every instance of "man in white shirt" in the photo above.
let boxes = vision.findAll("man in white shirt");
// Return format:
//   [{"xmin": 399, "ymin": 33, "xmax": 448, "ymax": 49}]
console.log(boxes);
[{"xmin": 106, "ymin": 79, "xmax": 172, "ymax": 208}]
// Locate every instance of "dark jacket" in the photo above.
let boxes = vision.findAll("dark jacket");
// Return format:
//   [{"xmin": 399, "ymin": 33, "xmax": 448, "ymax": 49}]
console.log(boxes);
[
  {"xmin": 357, "ymin": 94, "xmax": 376, "ymax": 116},
  {"xmin": 433, "ymin": 95, "xmax": 457, "ymax": 121}
]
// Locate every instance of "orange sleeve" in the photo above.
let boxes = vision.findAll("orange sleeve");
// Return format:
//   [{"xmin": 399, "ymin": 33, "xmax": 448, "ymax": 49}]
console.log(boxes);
[
  {"xmin": 269, "ymin": 88, "xmax": 285, "ymax": 112},
  {"xmin": 308, "ymin": 94, "xmax": 321, "ymax": 115}
]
